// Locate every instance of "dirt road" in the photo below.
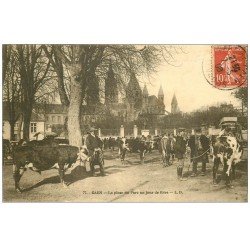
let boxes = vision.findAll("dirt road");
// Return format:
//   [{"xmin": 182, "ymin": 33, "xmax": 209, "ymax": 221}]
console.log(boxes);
[{"xmin": 2, "ymin": 149, "xmax": 248, "ymax": 202}]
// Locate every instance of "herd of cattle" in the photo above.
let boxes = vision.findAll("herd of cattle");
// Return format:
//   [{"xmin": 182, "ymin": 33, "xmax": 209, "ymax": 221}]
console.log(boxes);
[
  {"xmin": 117, "ymin": 133, "xmax": 244, "ymax": 186},
  {"xmin": 2, "ymin": 130, "xmax": 246, "ymax": 193}
]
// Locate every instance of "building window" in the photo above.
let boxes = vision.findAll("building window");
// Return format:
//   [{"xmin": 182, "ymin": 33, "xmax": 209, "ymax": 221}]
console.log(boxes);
[
  {"xmin": 14, "ymin": 122, "xmax": 19, "ymax": 129},
  {"xmin": 52, "ymin": 116, "xmax": 55, "ymax": 122},
  {"xmin": 30, "ymin": 123, "xmax": 37, "ymax": 133},
  {"xmin": 58, "ymin": 116, "xmax": 61, "ymax": 123}
]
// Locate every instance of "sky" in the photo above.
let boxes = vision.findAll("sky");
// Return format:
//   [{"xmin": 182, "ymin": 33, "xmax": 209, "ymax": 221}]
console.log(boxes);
[{"xmin": 140, "ymin": 45, "xmax": 241, "ymax": 113}]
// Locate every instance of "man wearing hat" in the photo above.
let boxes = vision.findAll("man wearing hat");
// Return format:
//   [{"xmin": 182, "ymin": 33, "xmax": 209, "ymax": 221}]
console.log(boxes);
[
  {"xmin": 188, "ymin": 128, "xmax": 200, "ymax": 176},
  {"xmin": 174, "ymin": 128, "xmax": 187, "ymax": 181},
  {"xmin": 199, "ymin": 129, "xmax": 210, "ymax": 174},
  {"xmin": 189, "ymin": 128, "xmax": 210, "ymax": 176},
  {"xmin": 85, "ymin": 127, "xmax": 105, "ymax": 176}
]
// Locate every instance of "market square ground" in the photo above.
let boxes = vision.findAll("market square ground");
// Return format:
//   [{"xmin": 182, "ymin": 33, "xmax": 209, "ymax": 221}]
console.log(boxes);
[{"xmin": 3, "ymin": 149, "xmax": 248, "ymax": 202}]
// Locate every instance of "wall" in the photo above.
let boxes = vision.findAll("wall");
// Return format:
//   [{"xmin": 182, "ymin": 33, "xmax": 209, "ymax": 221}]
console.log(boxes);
[
  {"xmin": 3, "ymin": 121, "xmax": 11, "ymax": 140},
  {"xmin": 3, "ymin": 120, "xmax": 45, "ymax": 141}
]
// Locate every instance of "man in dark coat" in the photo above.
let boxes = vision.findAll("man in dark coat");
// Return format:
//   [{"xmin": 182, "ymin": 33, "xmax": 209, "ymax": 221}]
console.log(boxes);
[
  {"xmin": 85, "ymin": 128, "xmax": 105, "ymax": 176},
  {"xmin": 199, "ymin": 130, "xmax": 210, "ymax": 174},
  {"xmin": 174, "ymin": 129, "xmax": 187, "ymax": 181},
  {"xmin": 189, "ymin": 129, "xmax": 210, "ymax": 176}
]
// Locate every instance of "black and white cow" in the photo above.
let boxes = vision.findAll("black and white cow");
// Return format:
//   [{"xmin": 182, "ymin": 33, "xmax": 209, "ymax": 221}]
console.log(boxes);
[
  {"xmin": 212, "ymin": 133, "xmax": 243, "ymax": 187},
  {"xmin": 117, "ymin": 137, "xmax": 130, "ymax": 164}
]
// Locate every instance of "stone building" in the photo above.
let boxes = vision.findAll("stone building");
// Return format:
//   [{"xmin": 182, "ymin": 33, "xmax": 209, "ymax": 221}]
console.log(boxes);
[{"xmin": 104, "ymin": 68, "xmax": 167, "ymax": 122}]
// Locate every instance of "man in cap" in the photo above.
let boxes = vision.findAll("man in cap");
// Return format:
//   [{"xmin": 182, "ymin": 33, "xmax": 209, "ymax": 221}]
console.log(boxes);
[
  {"xmin": 189, "ymin": 128, "xmax": 210, "ymax": 176},
  {"xmin": 85, "ymin": 127, "xmax": 105, "ymax": 176},
  {"xmin": 174, "ymin": 128, "xmax": 187, "ymax": 181}
]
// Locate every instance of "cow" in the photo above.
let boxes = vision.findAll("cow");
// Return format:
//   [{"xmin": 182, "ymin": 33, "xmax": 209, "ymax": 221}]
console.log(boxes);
[
  {"xmin": 3, "ymin": 139, "xmax": 12, "ymax": 160},
  {"xmin": 138, "ymin": 140, "xmax": 154, "ymax": 164},
  {"xmin": 12, "ymin": 143, "xmax": 85, "ymax": 192},
  {"xmin": 127, "ymin": 137, "xmax": 140, "ymax": 153},
  {"xmin": 160, "ymin": 135, "xmax": 175, "ymax": 167},
  {"xmin": 212, "ymin": 133, "xmax": 243, "ymax": 188},
  {"xmin": 117, "ymin": 137, "xmax": 130, "ymax": 164}
]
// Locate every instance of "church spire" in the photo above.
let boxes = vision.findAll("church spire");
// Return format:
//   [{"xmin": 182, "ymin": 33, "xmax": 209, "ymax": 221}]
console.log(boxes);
[
  {"xmin": 171, "ymin": 93, "xmax": 177, "ymax": 105},
  {"xmin": 171, "ymin": 93, "xmax": 180, "ymax": 114},
  {"xmin": 158, "ymin": 85, "xmax": 164, "ymax": 96},
  {"xmin": 158, "ymin": 85, "xmax": 164, "ymax": 103},
  {"xmin": 142, "ymin": 84, "xmax": 149, "ymax": 96}
]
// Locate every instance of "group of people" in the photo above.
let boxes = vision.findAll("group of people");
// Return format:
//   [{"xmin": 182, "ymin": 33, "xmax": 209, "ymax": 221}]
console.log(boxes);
[
  {"xmin": 103, "ymin": 137, "xmax": 116, "ymax": 151},
  {"xmin": 160, "ymin": 128, "xmax": 210, "ymax": 181}
]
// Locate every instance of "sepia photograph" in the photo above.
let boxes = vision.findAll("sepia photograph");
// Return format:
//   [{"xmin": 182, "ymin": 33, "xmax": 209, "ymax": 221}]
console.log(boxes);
[{"xmin": 2, "ymin": 44, "xmax": 248, "ymax": 202}]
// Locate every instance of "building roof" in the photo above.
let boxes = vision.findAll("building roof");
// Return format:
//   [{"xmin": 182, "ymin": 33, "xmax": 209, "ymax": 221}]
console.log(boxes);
[
  {"xmin": 2, "ymin": 102, "xmax": 22, "ymax": 121},
  {"xmin": 42, "ymin": 104, "xmax": 68, "ymax": 114},
  {"xmin": 2, "ymin": 102, "xmax": 46, "ymax": 122},
  {"xmin": 31, "ymin": 112, "xmax": 45, "ymax": 122}
]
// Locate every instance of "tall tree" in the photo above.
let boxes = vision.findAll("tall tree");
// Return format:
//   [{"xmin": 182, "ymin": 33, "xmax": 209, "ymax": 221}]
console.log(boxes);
[
  {"xmin": 2, "ymin": 45, "xmax": 21, "ymax": 140},
  {"xmin": 42, "ymin": 45, "xmax": 70, "ymax": 107},
  {"xmin": 233, "ymin": 87, "xmax": 248, "ymax": 115},
  {"xmin": 15, "ymin": 45, "xmax": 51, "ymax": 140}
]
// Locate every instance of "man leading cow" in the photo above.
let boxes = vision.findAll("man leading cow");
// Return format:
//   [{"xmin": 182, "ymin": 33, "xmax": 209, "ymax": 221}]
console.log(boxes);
[
  {"xmin": 189, "ymin": 128, "xmax": 210, "ymax": 177},
  {"xmin": 85, "ymin": 127, "xmax": 105, "ymax": 176}
]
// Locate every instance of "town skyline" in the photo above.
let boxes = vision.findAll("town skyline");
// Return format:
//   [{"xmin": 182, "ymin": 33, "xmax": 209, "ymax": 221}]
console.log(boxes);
[{"xmin": 138, "ymin": 45, "xmax": 241, "ymax": 113}]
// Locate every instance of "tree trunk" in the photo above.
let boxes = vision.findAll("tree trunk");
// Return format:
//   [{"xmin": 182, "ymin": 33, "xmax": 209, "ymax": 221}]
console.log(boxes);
[
  {"xmin": 23, "ymin": 110, "xmax": 32, "ymax": 141},
  {"xmin": 10, "ymin": 122, "xmax": 15, "ymax": 141},
  {"xmin": 67, "ymin": 79, "xmax": 83, "ymax": 146}
]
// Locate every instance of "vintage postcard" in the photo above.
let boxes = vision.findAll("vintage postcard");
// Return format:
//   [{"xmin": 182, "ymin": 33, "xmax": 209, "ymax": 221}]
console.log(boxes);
[{"xmin": 2, "ymin": 44, "xmax": 248, "ymax": 202}]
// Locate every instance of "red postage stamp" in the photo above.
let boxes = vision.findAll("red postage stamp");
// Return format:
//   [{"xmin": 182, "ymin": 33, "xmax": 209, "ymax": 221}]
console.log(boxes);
[{"xmin": 212, "ymin": 45, "xmax": 247, "ymax": 89}]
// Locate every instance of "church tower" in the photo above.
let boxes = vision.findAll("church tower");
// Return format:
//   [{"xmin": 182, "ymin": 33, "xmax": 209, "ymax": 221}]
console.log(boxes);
[
  {"xmin": 105, "ymin": 63, "xmax": 118, "ymax": 105},
  {"xmin": 158, "ymin": 85, "xmax": 164, "ymax": 104},
  {"xmin": 171, "ymin": 93, "xmax": 180, "ymax": 114}
]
